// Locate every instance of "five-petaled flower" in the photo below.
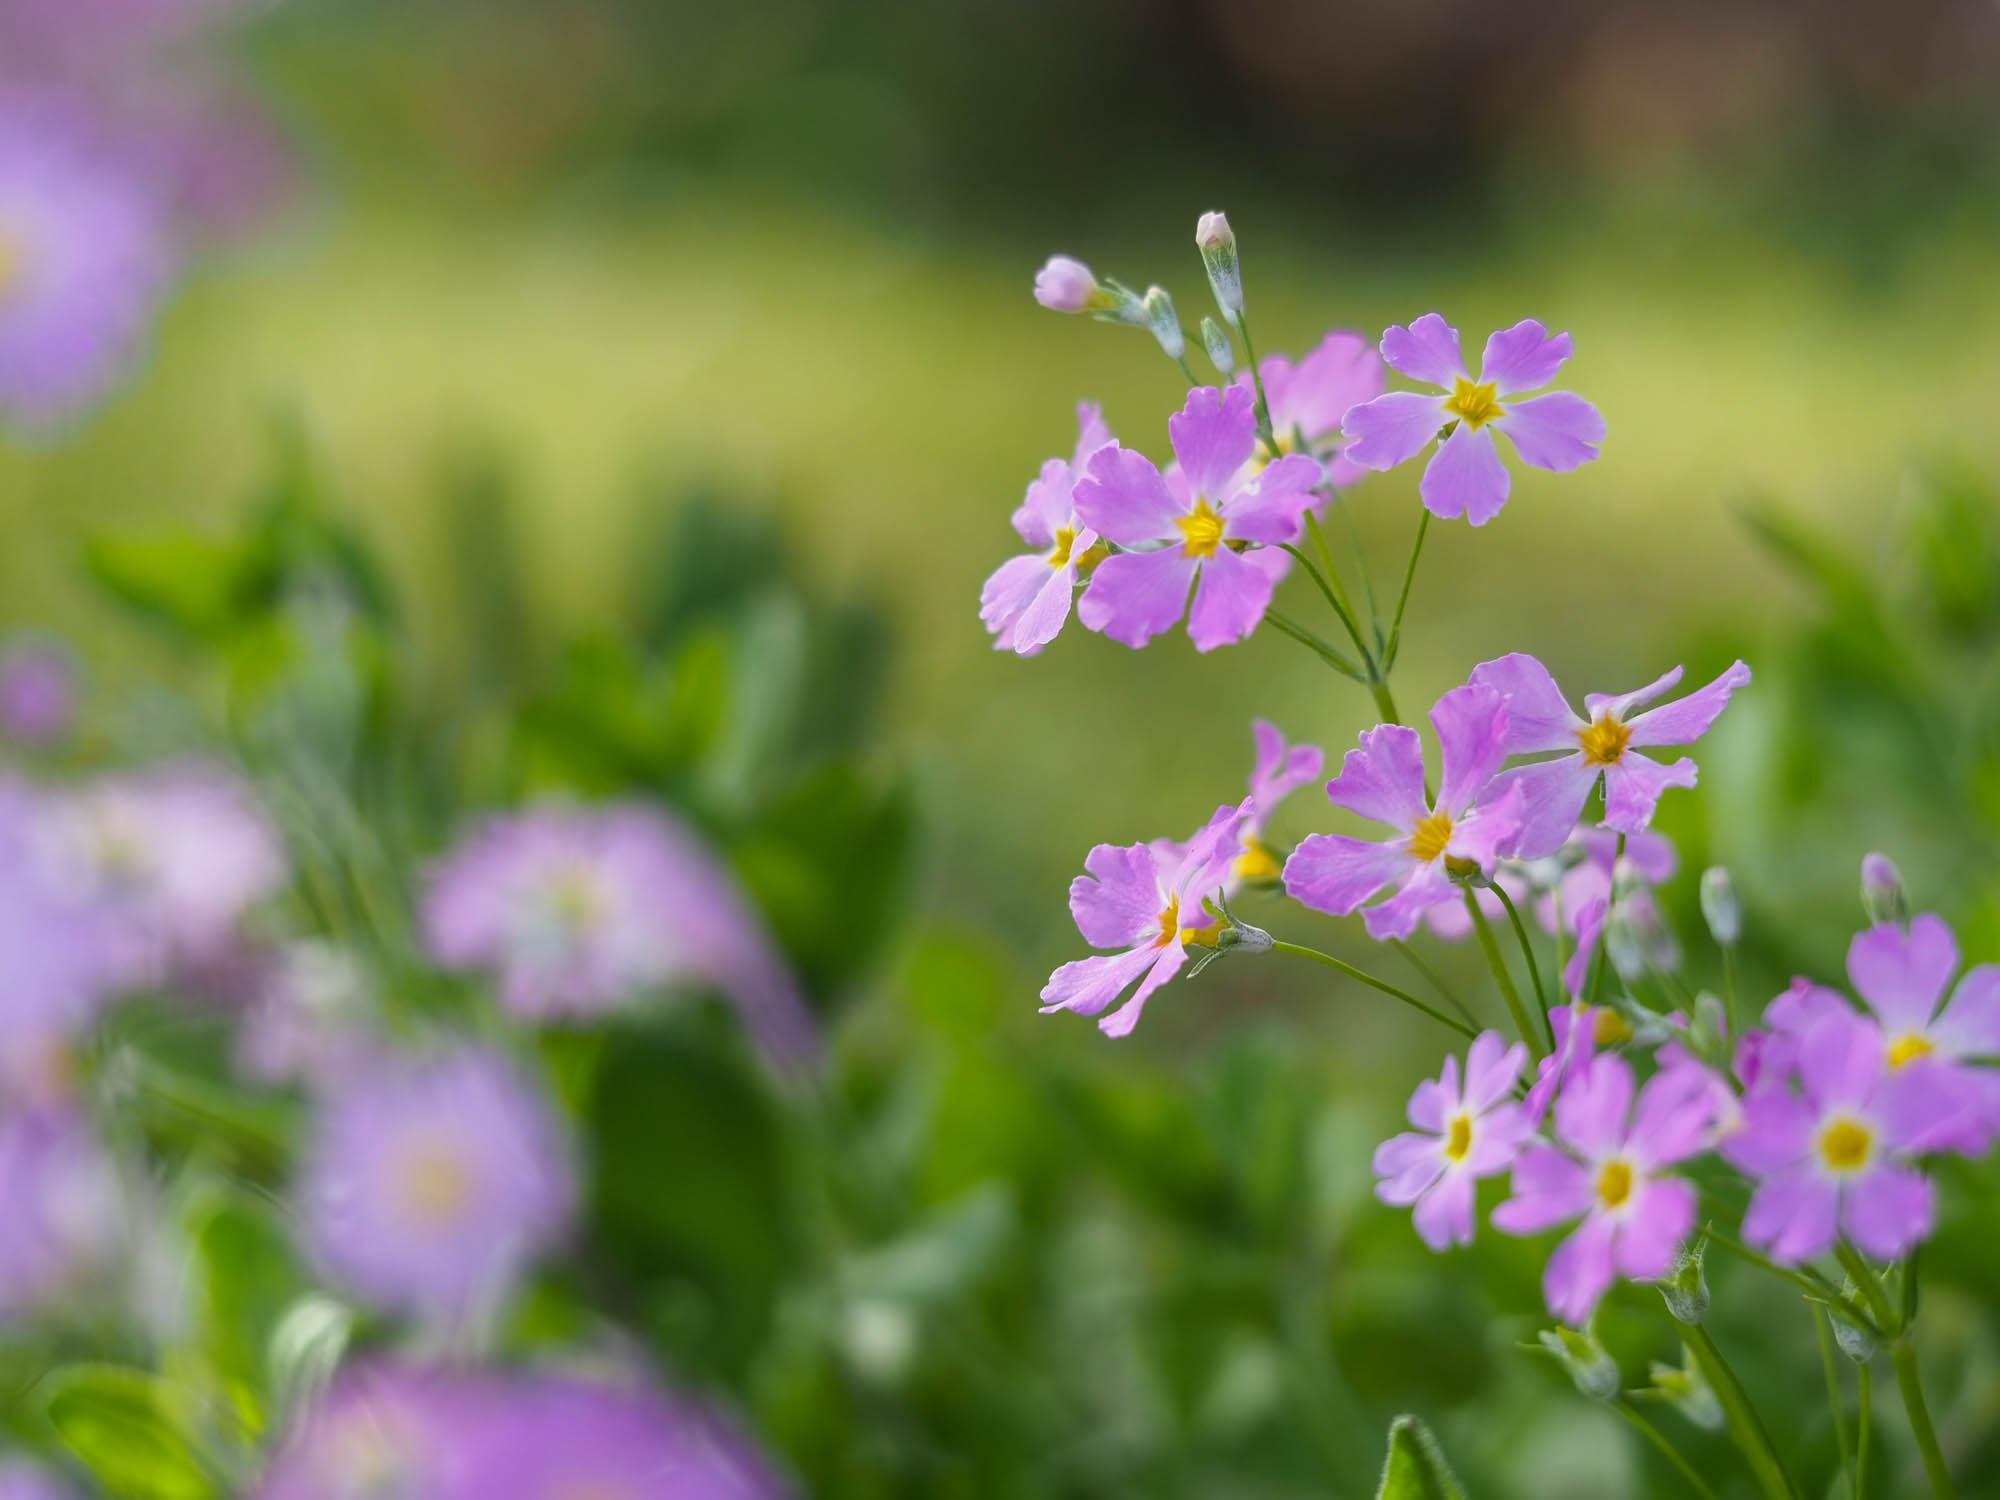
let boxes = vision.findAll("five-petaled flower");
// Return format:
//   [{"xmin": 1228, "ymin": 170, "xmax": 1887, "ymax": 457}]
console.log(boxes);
[
  {"xmin": 1469, "ymin": 653, "xmax": 1752, "ymax": 859},
  {"xmin": 1041, "ymin": 801, "xmax": 1248, "ymax": 1037},
  {"xmin": 981, "ymin": 403, "xmax": 1115, "ymax": 656},
  {"xmin": 1075, "ymin": 385, "xmax": 1323, "ymax": 652},
  {"xmin": 1341, "ymin": 314, "xmax": 1605, "ymax": 525},
  {"xmin": 1282, "ymin": 683, "xmax": 1525, "ymax": 940},
  {"xmin": 1374, "ymin": 1031, "xmax": 1531, "ymax": 1250},
  {"xmin": 1494, "ymin": 1054, "xmax": 1711, "ymax": 1323}
]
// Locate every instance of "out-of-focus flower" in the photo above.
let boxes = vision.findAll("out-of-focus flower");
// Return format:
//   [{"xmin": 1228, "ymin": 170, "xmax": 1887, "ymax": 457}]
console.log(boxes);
[
  {"xmin": 1230, "ymin": 718, "xmax": 1322, "ymax": 885},
  {"xmin": 1074, "ymin": 385, "xmax": 1322, "ymax": 652},
  {"xmin": 1523, "ymin": 1000, "xmax": 1628, "ymax": 1121},
  {"xmin": 1234, "ymin": 329, "xmax": 1384, "ymax": 487},
  {"xmin": 1343, "ymin": 314, "xmax": 1605, "ymax": 525},
  {"xmin": 1860, "ymin": 852, "xmax": 1907, "ymax": 927},
  {"xmin": 256, "ymin": 1362, "xmax": 490, "ymax": 1500},
  {"xmin": 1494, "ymin": 1055, "xmax": 1711, "ymax": 1323},
  {"xmin": 1468, "ymin": 652, "xmax": 1751, "ymax": 859},
  {"xmin": 1419, "ymin": 870, "xmax": 1526, "ymax": 942},
  {"xmin": 0, "ymin": 1461, "xmax": 80, "ymax": 1500},
  {"xmin": 0, "ymin": 100, "xmax": 173, "ymax": 432},
  {"xmin": 1374, "ymin": 1031, "xmax": 1530, "ymax": 1249},
  {"xmin": 1723, "ymin": 1012, "xmax": 1950, "ymax": 1264},
  {"xmin": 0, "ymin": 1109, "xmax": 126, "ymax": 1317},
  {"xmin": 299, "ymin": 1047, "xmax": 575, "ymax": 1324},
  {"xmin": 0, "ymin": 639, "xmax": 76, "ymax": 746},
  {"xmin": 1040, "ymin": 801, "xmax": 1247, "ymax": 1038},
  {"xmin": 423, "ymin": 804, "xmax": 816, "ymax": 1066},
  {"xmin": 1283, "ymin": 684, "xmax": 1524, "ymax": 940},
  {"xmin": 235, "ymin": 941, "xmax": 380, "ymax": 1094},
  {"xmin": 980, "ymin": 403, "xmax": 1114, "ymax": 656},
  {"xmin": 1699, "ymin": 866, "xmax": 1740, "ymax": 946}
]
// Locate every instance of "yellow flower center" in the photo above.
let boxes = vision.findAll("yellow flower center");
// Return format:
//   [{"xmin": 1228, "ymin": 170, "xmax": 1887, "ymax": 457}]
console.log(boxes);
[
  {"xmin": 1444, "ymin": 1113, "xmax": 1473, "ymax": 1163},
  {"xmin": 1177, "ymin": 499, "xmax": 1225, "ymax": 559},
  {"xmin": 1233, "ymin": 834, "xmax": 1282, "ymax": 883},
  {"xmin": 546, "ymin": 868, "xmax": 607, "ymax": 933},
  {"xmin": 1576, "ymin": 714, "xmax": 1633, "ymax": 767},
  {"xmin": 1155, "ymin": 893, "xmax": 1181, "ymax": 948},
  {"xmin": 1592, "ymin": 1008, "xmax": 1632, "ymax": 1046},
  {"xmin": 1886, "ymin": 1032, "xmax": 1933, "ymax": 1070},
  {"xmin": 394, "ymin": 1141, "xmax": 474, "ymax": 1227},
  {"xmin": 1595, "ymin": 1159, "xmax": 1634, "ymax": 1210},
  {"xmin": 1444, "ymin": 377, "xmax": 1504, "ymax": 429},
  {"xmin": 1818, "ymin": 1117, "xmax": 1873, "ymax": 1174},
  {"xmin": 1407, "ymin": 810, "xmax": 1454, "ymax": 863},
  {"xmin": 1048, "ymin": 527, "xmax": 1077, "ymax": 568}
]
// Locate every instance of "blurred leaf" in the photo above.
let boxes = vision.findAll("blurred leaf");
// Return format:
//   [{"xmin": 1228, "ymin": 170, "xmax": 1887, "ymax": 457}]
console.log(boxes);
[
  {"xmin": 265, "ymin": 1295, "xmax": 353, "ymax": 1426},
  {"xmin": 85, "ymin": 530, "xmax": 276, "ymax": 643},
  {"xmin": 43, "ymin": 1366, "xmax": 219, "ymax": 1500},
  {"xmin": 1375, "ymin": 1414, "xmax": 1465, "ymax": 1500},
  {"xmin": 187, "ymin": 1187, "xmax": 304, "ymax": 1412},
  {"xmin": 842, "ymin": 1182, "xmax": 1015, "ymax": 1306}
]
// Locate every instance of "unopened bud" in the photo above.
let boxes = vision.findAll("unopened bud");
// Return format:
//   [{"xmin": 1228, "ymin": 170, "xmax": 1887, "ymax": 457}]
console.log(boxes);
[
  {"xmin": 1216, "ymin": 919, "xmax": 1273, "ymax": 955},
  {"xmin": 1831, "ymin": 1282, "xmax": 1880, "ymax": 1363},
  {"xmin": 1200, "ymin": 317, "xmax": 1236, "ymax": 377},
  {"xmin": 1861, "ymin": 853, "xmax": 1906, "ymax": 928},
  {"xmin": 1141, "ymin": 286, "xmax": 1184, "ymax": 361},
  {"xmin": 1607, "ymin": 889, "xmax": 1678, "ymax": 980},
  {"xmin": 1034, "ymin": 255, "xmax": 1107, "ymax": 314},
  {"xmin": 1699, "ymin": 867, "xmax": 1740, "ymax": 946},
  {"xmin": 1537, "ymin": 1325, "xmax": 1620, "ymax": 1403},
  {"xmin": 1655, "ymin": 1238, "xmax": 1709, "ymax": 1326},
  {"xmin": 1195, "ymin": 211, "xmax": 1243, "ymax": 320},
  {"xmin": 1645, "ymin": 1351, "xmax": 1722, "ymax": 1431}
]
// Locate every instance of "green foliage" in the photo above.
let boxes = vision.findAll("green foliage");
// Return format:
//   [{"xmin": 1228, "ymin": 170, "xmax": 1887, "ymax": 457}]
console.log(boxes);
[
  {"xmin": 42, "ymin": 1367, "xmax": 219, "ymax": 1500},
  {"xmin": 1375, "ymin": 1415, "xmax": 1466, "ymax": 1500}
]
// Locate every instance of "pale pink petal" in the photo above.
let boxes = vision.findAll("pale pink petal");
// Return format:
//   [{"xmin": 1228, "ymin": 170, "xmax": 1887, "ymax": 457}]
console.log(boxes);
[
  {"xmin": 1375, "ymin": 1148, "xmax": 1447, "ymax": 1207},
  {"xmin": 1614, "ymin": 1177, "xmax": 1694, "ymax": 1280},
  {"xmin": 1419, "ymin": 423, "xmax": 1510, "ymax": 526},
  {"xmin": 1847, "ymin": 914, "xmax": 1958, "ymax": 1035},
  {"xmin": 1468, "ymin": 653, "xmax": 1585, "ymax": 754},
  {"xmin": 1070, "ymin": 841, "xmax": 1172, "ymax": 950},
  {"xmin": 1410, "ymin": 1054, "xmax": 1462, "ymax": 1131},
  {"xmin": 1039, "ymin": 944, "xmax": 1160, "ymax": 1018},
  {"xmin": 1466, "ymin": 1102, "xmax": 1533, "ymax": 1174},
  {"xmin": 1373, "ymin": 1129, "xmax": 1444, "ymax": 1187},
  {"xmin": 1464, "ymin": 1031, "xmax": 1528, "ymax": 1114},
  {"xmin": 1072, "ymin": 445, "xmax": 1184, "ymax": 546},
  {"xmin": 1263, "ymin": 329, "xmax": 1385, "ymax": 439},
  {"xmin": 1798, "ymin": 1013, "xmax": 1885, "ymax": 1113},
  {"xmin": 1478, "ymin": 319, "xmax": 1572, "ymax": 395},
  {"xmin": 1932, "ymin": 966, "xmax": 2000, "ymax": 1056},
  {"xmin": 1009, "ymin": 563, "xmax": 1077, "ymax": 655},
  {"xmin": 1249, "ymin": 720, "xmax": 1324, "ymax": 813},
  {"xmin": 1630, "ymin": 1067, "xmax": 1716, "ymax": 1169},
  {"xmin": 1011, "ymin": 457, "xmax": 1073, "ymax": 547},
  {"xmin": 1485, "ymin": 755, "xmax": 1599, "ymax": 862},
  {"xmin": 1222, "ymin": 454, "xmax": 1323, "ymax": 544},
  {"xmin": 980, "ymin": 554, "xmax": 1053, "ymax": 651},
  {"xmin": 1764, "ymin": 978, "xmax": 1853, "ymax": 1038},
  {"xmin": 1876, "ymin": 1064, "xmax": 1986, "ymax": 1156},
  {"xmin": 1601, "ymin": 752, "xmax": 1698, "ymax": 835},
  {"xmin": 1324, "ymin": 723, "xmax": 1429, "ymax": 831},
  {"xmin": 1168, "ymin": 385, "xmax": 1260, "ymax": 502},
  {"xmin": 1412, "ymin": 1170, "xmax": 1477, "ymax": 1250},
  {"xmin": 1170, "ymin": 801, "xmax": 1253, "ymax": 899},
  {"xmin": 1431, "ymin": 682, "xmax": 1511, "ymax": 813},
  {"xmin": 1622, "ymin": 660, "xmax": 1752, "ymax": 748},
  {"xmin": 1077, "ymin": 548, "xmax": 1197, "ymax": 649},
  {"xmin": 1282, "ymin": 834, "xmax": 1411, "ymax": 917},
  {"xmin": 1584, "ymin": 666, "xmax": 1683, "ymax": 722},
  {"xmin": 1744, "ymin": 1164, "xmax": 1839, "ymax": 1264},
  {"xmin": 1186, "ymin": 546, "xmax": 1276, "ymax": 653},
  {"xmin": 1492, "ymin": 1143, "xmax": 1593, "ymax": 1234},
  {"xmin": 1545, "ymin": 1213, "xmax": 1619, "ymax": 1323},
  {"xmin": 1362, "ymin": 864, "xmax": 1457, "ymax": 941},
  {"xmin": 1098, "ymin": 943, "xmax": 1187, "ymax": 1037},
  {"xmin": 1561, "ymin": 899, "xmax": 1607, "ymax": 1000},
  {"xmin": 1496, "ymin": 392, "xmax": 1604, "ymax": 472},
  {"xmin": 1380, "ymin": 312, "xmax": 1465, "ymax": 387},
  {"xmin": 1342, "ymin": 391, "xmax": 1445, "ymax": 471},
  {"xmin": 1555, "ymin": 1054, "xmax": 1634, "ymax": 1160},
  {"xmin": 1444, "ymin": 781, "xmax": 1525, "ymax": 871},
  {"xmin": 1841, "ymin": 1163, "xmax": 1933, "ymax": 1260},
  {"xmin": 1070, "ymin": 401, "xmax": 1113, "ymax": 471}
]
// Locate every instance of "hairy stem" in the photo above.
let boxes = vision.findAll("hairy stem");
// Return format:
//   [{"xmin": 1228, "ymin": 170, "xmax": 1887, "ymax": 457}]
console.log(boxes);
[
  {"xmin": 1277, "ymin": 543, "xmax": 1373, "ymax": 669},
  {"xmin": 1264, "ymin": 608, "xmax": 1365, "ymax": 681},
  {"xmin": 1465, "ymin": 890, "xmax": 1544, "ymax": 1058},
  {"xmin": 1382, "ymin": 510, "xmax": 1430, "ymax": 672},
  {"xmin": 1892, "ymin": 1341, "xmax": 1954, "ymax": 1499},
  {"xmin": 1388, "ymin": 937, "xmax": 1481, "ymax": 1029},
  {"xmin": 1269, "ymin": 940, "xmax": 1476, "ymax": 1040},
  {"xmin": 1490, "ymin": 882, "xmax": 1553, "ymax": 1049},
  {"xmin": 1815, "ymin": 1305, "xmax": 1857, "ymax": 1499},
  {"xmin": 1685, "ymin": 1323, "xmax": 1799, "ymax": 1500}
]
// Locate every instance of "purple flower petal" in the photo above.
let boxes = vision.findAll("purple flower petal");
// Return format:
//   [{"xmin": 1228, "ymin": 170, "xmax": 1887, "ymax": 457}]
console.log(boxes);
[
  {"xmin": 1629, "ymin": 1068, "xmax": 1715, "ymax": 1169},
  {"xmin": 1380, "ymin": 313, "xmax": 1465, "ymax": 387},
  {"xmin": 1555, "ymin": 1054, "xmax": 1635, "ymax": 1160},
  {"xmin": 1008, "ymin": 562, "xmax": 1079, "ymax": 655},
  {"xmin": 1412, "ymin": 1169, "xmax": 1476, "ymax": 1250},
  {"xmin": 1932, "ymin": 966, "xmax": 2000, "ymax": 1056},
  {"xmin": 1069, "ymin": 841, "xmax": 1170, "ymax": 950},
  {"xmin": 1011, "ymin": 457, "xmax": 1073, "ymax": 548},
  {"xmin": 1847, "ymin": 914, "xmax": 1957, "ymax": 1036},
  {"xmin": 1168, "ymin": 385, "xmax": 1259, "ymax": 502},
  {"xmin": 1842, "ymin": 1163, "xmax": 1933, "ymax": 1260},
  {"xmin": 1282, "ymin": 833, "xmax": 1410, "ymax": 917},
  {"xmin": 1719, "ymin": 1089, "xmax": 1813, "ymax": 1174},
  {"xmin": 1373, "ymin": 1130, "xmax": 1443, "ymax": 1188},
  {"xmin": 1072, "ymin": 445, "xmax": 1183, "ymax": 546},
  {"xmin": 1410, "ymin": 1055, "xmax": 1461, "ymax": 1131},
  {"xmin": 1493, "ymin": 1142, "xmax": 1594, "ymax": 1234},
  {"xmin": 980, "ymin": 554, "xmax": 1052, "ymax": 650},
  {"xmin": 1360, "ymin": 864, "xmax": 1455, "ymax": 940},
  {"xmin": 1038, "ymin": 945, "xmax": 1161, "ymax": 1019},
  {"xmin": 1444, "ymin": 781, "xmax": 1524, "ymax": 872},
  {"xmin": 1222, "ymin": 454, "xmax": 1322, "ymax": 544},
  {"xmin": 1430, "ymin": 682, "xmax": 1510, "ymax": 814},
  {"xmin": 1186, "ymin": 546, "xmax": 1277, "ymax": 652},
  {"xmin": 1071, "ymin": 401, "xmax": 1113, "ymax": 471},
  {"xmin": 1561, "ymin": 899, "xmax": 1608, "ymax": 1000},
  {"xmin": 1799, "ymin": 1013, "xmax": 1884, "ymax": 1113},
  {"xmin": 1544, "ymin": 1213, "xmax": 1619, "ymax": 1324},
  {"xmin": 1478, "ymin": 319, "xmax": 1572, "ymax": 395},
  {"xmin": 1260, "ymin": 329, "xmax": 1385, "ymax": 440},
  {"xmin": 1622, "ymin": 661, "xmax": 1752, "ymax": 748},
  {"xmin": 1601, "ymin": 752, "xmax": 1697, "ymax": 834},
  {"xmin": 1099, "ymin": 943, "xmax": 1187, "ymax": 1037},
  {"xmin": 1614, "ymin": 1176, "xmax": 1694, "ymax": 1280},
  {"xmin": 1419, "ymin": 423, "xmax": 1510, "ymax": 525},
  {"xmin": 1584, "ymin": 666, "xmax": 1684, "ymax": 723},
  {"xmin": 1464, "ymin": 1031, "xmax": 1527, "ymax": 1114},
  {"xmin": 1744, "ymin": 1164, "xmax": 1839, "ymax": 1264},
  {"xmin": 1249, "ymin": 720, "xmax": 1323, "ymax": 814},
  {"xmin": 1323, "ymin": 723, "xmax": 1429, "ymax": 832},
  {"xmin": 1341, "ymin": 391, "xmax": 1445, "ymax": 471},
  {"xmin": 1496, "ymin": 392, "xmax": 1605, "ymax": 472},
  {"xmin": 1169, "ymin": 800, "xmax": 1253, "ymax": 899},
  {"xmin": 1466, "ymin": 1102, "xmax": 1533, "ymax": 1173},
  {"xmin": 1076, "ymin": 548, "xmax": 1197, "ymax": 649},
  {"xmin": 1468, "ymin": 653, "xmax": 1585, "ymax": 754},
  {"xmin": 1486, "ymin": 755, "xmax": 1599, "ymax": 862}
]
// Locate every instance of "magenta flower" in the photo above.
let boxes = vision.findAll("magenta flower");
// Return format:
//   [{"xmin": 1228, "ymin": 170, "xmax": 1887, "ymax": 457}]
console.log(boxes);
[
  {"xmin": 1231, "ymin": 718, "xmax": 1323, "ymax": 886},
  {"xmin": 0, "ymin": 639, "xmax": 76, "ymax": 745},
  {"xmin": 299, "ymin": 1046, "xmax": 575, "ymax": 1324},
  {"xmin": 1722, "ymin": 1012, "xmax": 1950, "ymax": 1263},
  {"xmin": 1234, "ymin": 328, "xmax": 1384, "ymax": 487},
  {"xmin": 980, "ymin": 403, "xmax": 1114, "ymax": 656},
  {"xmin": 1468, "ymin": 653, "xmax": 1752, "ymax": 859},
  {"xmin": 1522, "ymin": 999, "xmax": 1627, "ymax": 1122},
  {"xmin": 1494, "ymin": 1054, "xmax": 1711, "ymax": 1323},
  {"xmin": 1074, "ymin": 385, "xmax": 1322, "ymax": 652},
  {"xmin": 0, "ymin": 101, "xmax": 173, "ymax": 431},
  {"xmin": 1040, "ymin": 800, "xmax": 1248, "ymax": 1038},
  {"xmin": 1282, "ymin": 684, "xmax": 1525, "ymax": 940},
  {"xmin": 1373, "ymin": 1031, "xmax": 1531, "ymax": 1250},
  {"xmin": 1342, "ymin": 314, "xmax": 1605, "ymax": 524}
]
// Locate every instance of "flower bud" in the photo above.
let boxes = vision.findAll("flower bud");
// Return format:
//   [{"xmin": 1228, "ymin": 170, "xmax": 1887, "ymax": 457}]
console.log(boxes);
[
  {"xmin": 1699, "ymin": 867, "xmax": 1740, "ymax": 946},
  {"xmin": 1216, "ymin": 919, "xmax": 1273, "ymax": 955},
  {"xmin": 1034, "ymin": 255, "xmax": 1102, "ymax": 314},
  {"xmin": 1831, "ymin": 1283, "xmax": 1880, "ymax": 1363},
  {"xmin": 1195, "ymin": 211, "xmax": 1243, "ymax": 320},
  {"xmin": 1537, "ymin": 1325, "xmax": 1620, "ymax": 1403},
  {"xmin": 1655, "ymin": 1238, "xmax": 1709, "ymax": 1326},
  {"xmin": 1141, "ymin": 285, "xmax": 1185, "ymax": 361},
  {"xmin": 1645, "ymin": 1352, "xmax": 1722, "ymax": 1431},
  {"xmin": 1200, "ymin": 316, "xmax": 1236, "ymax": 377},
  {"xmin": 1860, "ymin": 853, "xmax": 1906, "ymax": 928}
]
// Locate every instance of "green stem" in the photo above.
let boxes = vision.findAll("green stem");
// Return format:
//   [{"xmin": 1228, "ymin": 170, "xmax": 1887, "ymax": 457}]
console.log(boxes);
[
  {"xmin": 1368, "ymin": 677, "xmax": 1404, "ymax": 727},
  {"xmin": 1617, "ymin": 1399, "xmax": 1724, "ymax": 1500},
  {"xmin": 1264, "ymin": 608, "xmax": 1366, "ymax": 681},
  {"xmin": 1815, "ymin": 1305, "xmax": 1857, "ymax": 1499},
  {"xmin": 1835, "ymin": 1242, "xmax": 1897, "ymax": 1334},
  {"xmin": 1721, "ymin": 944, "xmax": 1741, "ymax": 1035},
  {"xmin": 1388, "ymin": 937, "xmax": 1481, "ymax": 1030},
  {"xmin": 1706, "ymin": 1228, "xmax": 1880, "ymax": 1340},
  {"xmin": 1332, "ymin": 499, "xmax": 1383, "ymax": 646},
  {"xmin": 1173, "ymin": 353, "xmax": 1199, "ymax": 386},
  {"xmin": 1382, "ymin": 510, "xmax": 1431, "ymax": 672},
  {"xmin": 1491, "ymin": 882, "xmax": 1553, "ymax": 1048},
  {"xmin": 1277, "ymin": 543, "xmax": 1374, "ymax": 668},
  {"xmin": 1233, "ymin": 309, "xmax": 1278, "ymax": 448},
  {"xmin": 1269, "ymin": 939, "xmax": 1476, "ymax": 1040},
  {"xmin": 1465, "ymin": 890, "xmax": 1544, "ymax": 1058},
  {"xmin": 1587, "ymin": 832, "xmax": 1628, "ymax": 1007},
  {"xmin": 1892, "ymin": 1341, "xmax": 1954, "ymax": 1499},
  {"xmin": 1685, "ymin": 1322, "xmax": 1799, "ymax": 1500},
  {"xmin": 1857, "ymin": 1361, "xmax": 1872, "ymax": 1496}
]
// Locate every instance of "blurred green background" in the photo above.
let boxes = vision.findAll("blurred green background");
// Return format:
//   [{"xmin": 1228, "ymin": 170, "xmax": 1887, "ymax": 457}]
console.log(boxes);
[{"xmin": 8, "ymin": 1, "xmax": 2000, "ymax": 1493}]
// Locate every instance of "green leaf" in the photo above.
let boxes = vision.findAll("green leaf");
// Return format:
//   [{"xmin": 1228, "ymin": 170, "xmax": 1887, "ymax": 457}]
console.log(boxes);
[
  {"xmin": 85, "ymin": 531, "xmax": 276, "ymax": 643},
  {"xmin": 43, "ymin": 1365, "xmax": 219, "ymax": 1500},
  {"xmin": 1376, "ymin": 1414, "xmax": 1466, "ymax": 1500}
]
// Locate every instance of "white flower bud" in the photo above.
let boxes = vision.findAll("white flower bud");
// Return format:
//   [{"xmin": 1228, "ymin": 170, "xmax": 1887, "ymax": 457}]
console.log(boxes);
[
  {"xmin": 1195, "ymin": 210, "xmax": 1243, "ymax": 320},
  {"xmin": 1200, "ymin": 316, "xmax": 1236, "ymax": 377},
  {"xmin": 1141, "ymin": 285, "xmax": 1184, "ymax": 361},
  {"xmin": 1699, "ymin": 866, "xmax": 1740, "ymax": 946},
  {"xmin": 1861, "ymin": 852, "xmax": 1907, "ymax": 927}
]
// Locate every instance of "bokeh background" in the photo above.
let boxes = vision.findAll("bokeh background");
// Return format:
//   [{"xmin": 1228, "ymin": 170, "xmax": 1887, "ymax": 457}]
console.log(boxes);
[{"xmin": 5, "ymin": 0, "xmax": 2000, "ymax": 1495}]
